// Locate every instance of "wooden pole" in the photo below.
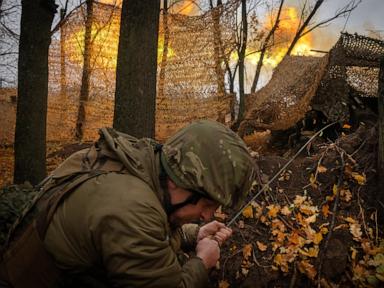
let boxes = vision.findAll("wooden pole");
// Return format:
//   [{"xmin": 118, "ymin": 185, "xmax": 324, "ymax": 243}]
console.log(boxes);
[{"xmin": 378, "ymin": 57, "xmax": 384, "ymax": 205}]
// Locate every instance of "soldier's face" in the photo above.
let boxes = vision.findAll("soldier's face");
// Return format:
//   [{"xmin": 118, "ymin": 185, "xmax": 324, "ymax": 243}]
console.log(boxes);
[
  {"xmin": 167, "ymin": 179, "xmax": 219, "ymax": 226},
  {"xmin": 169, "ymin": 197, "xmax": 219, "ymax": 226}
]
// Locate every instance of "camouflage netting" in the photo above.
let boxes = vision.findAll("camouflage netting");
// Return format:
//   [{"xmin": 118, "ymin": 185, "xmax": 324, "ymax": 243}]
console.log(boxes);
[
  {"xmin": 312, "ymin": 33, "xmax": 384, "ymax": 122},
  {"xmin": 240, "ymin": 32, "xmax": 384, "ymax": 134},
  {"xmin": 239, "ymin": 55, "xmax": 328, "ymax": 134},
  {"xmin": 46, "ymin": 1, "xmax": 236, "ymax": 142}
]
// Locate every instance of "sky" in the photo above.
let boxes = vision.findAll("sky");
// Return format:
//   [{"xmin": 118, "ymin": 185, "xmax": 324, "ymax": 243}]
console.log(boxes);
[{"xmin": 309, "ymin": 0, "xmax": 384, "ymax": 51}]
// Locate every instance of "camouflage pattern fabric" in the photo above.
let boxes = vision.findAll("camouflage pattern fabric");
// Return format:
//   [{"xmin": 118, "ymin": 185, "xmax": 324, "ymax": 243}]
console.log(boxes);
[
  {"xmin": 0, "ymin": 184, "xmax": 38, "ymax": 249},
  {"xmin": 161, "ymin": 120, "xmax": 256, "ymax": 209}
]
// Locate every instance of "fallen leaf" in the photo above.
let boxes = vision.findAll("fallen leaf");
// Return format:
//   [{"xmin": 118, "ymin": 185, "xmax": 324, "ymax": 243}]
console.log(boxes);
[
  {"xmin": 341, "ymin": 189, "xmax": 352, "ymax": 202},
  {"xmin": 351, "ymin": 247, "xmax": 358, "ymax": 261},
  {"xmin": 241, "ymin": 267, "xmax": 249, "ymax": 276},
  {"xmin": 242, "ymin": 205, "xmax": 254, "ymax": 219},
  {"xmin": 267, "ymin": 204, "xmax": 280, "ymax": 218},
  {"xmin": 309, "ymin": 174, "xmax": 317, "ymax": 188},
  {"xmin": 317, "ymin": 165, "xmax": 327, "ymax": 173},
  {"xmin": 313, "ymin": 232, "xmax": 323, "ymax": 245},
  {"xmin": 300, "ymin": 205, "xmax": 318, "ymax": 216},
  {"xmin": 322, "ymin": 204, "xmax": 330, "ymax": 217},
  {"xmin": 294, "ymin": 195, "xmax": 307, "ymax": 206},
  {"xmin": 332, "ymin": 184, "xmax": 338, "ymax": 195},
  {"xmin": 256, "ymin": 241, "xmax": 268, "ymax": 252},
  {"xmin": 274, "ymin": 254, "xmax": 289, "ymax": 272},
  {"xmin": 238, "ymin": 220, "xmax": 245, "ymax": 229},
  {"xmin": 351, "ymin": 172, "xmax": 366, "ymax": 185},
  {"xmin": 305, "ymin": 214, "xmax": 317, "ymax": 225},
  {"xmin": 350, "ymin": 223, "xmax": 363, "ymax": 240},
  {"xmin": 298, "ymin": 260, "xmax": 317, "ymax": 280},
  {"xmin": 218, "ymin": 280, "xmax": 230, "ymax": 288},
  {"xmin": 345, "ymin": 217, "xmax": 357, "ymax": 224},
  {"xmin": 299, "ymin": 247, "xmax": 319, "ymax": 257},
  {"xmin": 343, "ymin": 123, "xmax": 351, "ymax": 129},
  {"xmin": 281, "ymin": 205, "xmax": 292, "ymax": 216},
  {"xmin": 242, "ymin": 244, "xmax": 253, "ymax": 260}
]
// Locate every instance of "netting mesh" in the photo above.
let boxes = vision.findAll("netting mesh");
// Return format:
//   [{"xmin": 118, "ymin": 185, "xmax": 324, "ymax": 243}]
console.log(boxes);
[
  {"xmin": 240, "ymin": 32, "xmax": 384, "ymax": 133},
  {"xmin": 239, "ymin": 55, "xmax": 328, "ymax": 133},
  {"xmin": 46, "ymin": 1, "xmax": 236, "ymax": 142}
]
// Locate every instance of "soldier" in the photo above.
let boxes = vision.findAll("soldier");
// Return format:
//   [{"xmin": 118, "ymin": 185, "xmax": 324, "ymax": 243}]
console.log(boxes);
[{"xmin": 0, "ymin": 120, "xmax": 256, "ymax": 288}]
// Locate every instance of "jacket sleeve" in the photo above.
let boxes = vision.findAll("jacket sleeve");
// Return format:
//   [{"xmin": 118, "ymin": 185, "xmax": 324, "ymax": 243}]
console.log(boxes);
[
  {"xmin": 171, "ymin": 224, "xmax": 200, "ymax": 252},
  {"xmin": 92, "ymin": 192, "xmax": 208, "ymax": 288}
]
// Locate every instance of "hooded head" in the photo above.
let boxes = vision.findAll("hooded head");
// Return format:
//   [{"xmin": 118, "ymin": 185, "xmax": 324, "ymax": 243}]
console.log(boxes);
[{"xmin": 160, "ymin": 120, "xmax": 256, "ymax": 209}]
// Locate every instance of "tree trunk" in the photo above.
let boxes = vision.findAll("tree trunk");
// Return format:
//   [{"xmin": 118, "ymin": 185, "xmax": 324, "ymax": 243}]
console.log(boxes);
[
  {"xmin": 211, "ymin": 1, "xmax": 226, "ymax": 122},
  {"xmin": 285, "ymin": 0, "xmax": 324, "ymax": 56},
  {"xmin": 14, "ymin": 0, "xmax": 56, "ymax": 185},
  {"xmin": 75, "ymin": 0, "xmax": 93, "ymax": 140},
  {"xmin": 378, "ymin": 57, "xmax": 384, "ymax": 205},
  {"xmin": 234, "ymin": 0, "xmax": 247, "ymax": 129},
  {"xmin": 251, "ymin": 0, "xmax": 284, "ymax": 93},
  {"xmin": 113, "ymin": 0, "xmax": 160, "ymax": 138},
  {"xmin": 157, "ymin": 0, "xmax": 169, "ymax": 102},
  {"xmin": 60, "ymin": 8, "xmax": 66, "ymax": 98}
]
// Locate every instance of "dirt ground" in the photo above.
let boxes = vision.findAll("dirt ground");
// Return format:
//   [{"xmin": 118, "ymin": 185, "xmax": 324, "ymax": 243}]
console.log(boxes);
[
  {"xmin": 210, "ymin": 124, "xmax": 383, "ymax": 287},
  {"xmin": 0, "ymin": 124, "xmax": 383, "ymax": 287}
]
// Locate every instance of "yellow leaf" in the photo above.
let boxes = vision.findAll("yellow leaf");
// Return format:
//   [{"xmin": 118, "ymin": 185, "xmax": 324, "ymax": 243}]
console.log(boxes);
[
  {"xmin": 322, "ymin": 204, "xmax": 330, "ymax": 217},
  {"xmin": 298, "ymin": 260, "xmax": 317, "ymax": 280},
  {"xmin": 219, "ymin": 280, "xmax": 230, "ymax": 288},
  {"xmin": 310, "ymin": 173, "xmax": 316, "ymax": 185},
  {"xmin": 341, "ymin": 189, "xmax": 352, "ymax": 202},
  {"xmin": 313, "ymin": 232, "xmax": 323, "ymax": 245},
  {"xmin": 320, "ymin": 227, "xmax": 329, "ymax": 235},
  {"xmin": 267, "ymin": 204, "xmax": 280, "ymax": 218},
  {"xmin": 352, "ymin": 172, "xmax": 366, "ymax": 185},
  {"xmin": 351, "ymin": 247, "xmax": 357, "ymax": 260},
  {"xmin": 350, "ymin": 223, "xmax": 362, "ymax": 240},
  {"xmin": 317, "ymin": 165, "xmax": 327, "ymax": 173},
  {"xmin": 332, "ymin": 184, "xmax": 338, "ymax": 195},
  {"xmin": 299, "ymin": 247, "xmax": 319, "ymax": 257},
  {"xmin": 343, "ymin": 123, "xmax": 351, "ymax": 129},
  {"xmin": 260, "ymin": 215, "xmax": 268, "ymax": 224},
  {"xmin": 242, "ymin": 244, "xmax": 253, "ymax": 260},
  {"xmin": 241, "ymin": 267, "xmax": 249, "ymax": 276},
  {"xmin": 345, "ymin": 217, "xmax": 357, "ymax": 224},
  {"xmin": 300, "ymin": 205, "xmax": 318, "ymax": 216},
  {"xmin": 256, "ymin": 241, "xmax": 268, "ymax": 252},
  {"xmin": 242, "ymin": 205, "xmax": 253, "ymax": 219},
  {"xmin": 305, "ymin": 214, "xmax": 317, "ymax": 224},
  {"xmin": 294, "ymin": 195, "xmax": 307, "ymax": 206},
  {"xmin": 281, "ymin": 205, "xmax": 292, "ymax": 216}
]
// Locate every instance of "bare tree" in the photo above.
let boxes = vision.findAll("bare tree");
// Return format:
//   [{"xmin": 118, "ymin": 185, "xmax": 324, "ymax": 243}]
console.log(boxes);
[
  {"xmin": 285, "ymin": 0, "xmax": 361, "ymax": 56},
  {"xmin": 113, "ymin": 0, "xmax": 160, "ymax": 138},
  {"xmin": 233, "ymin": 0, "xmax": 248, "ymax": 129},
  {"xmin": 250, "ymin": 0, "xmax": 284, "ymax": 93},
  {"xmin": 75, "ymin": 0, "xmax": 93, "ymax": 140},
  {"xmin": 14, "ymin": 0, "xmax": 57, "ymax": 184},
  {"xmin": 0, "ymin": 0, "xmax": 20, "ymax": 87}
]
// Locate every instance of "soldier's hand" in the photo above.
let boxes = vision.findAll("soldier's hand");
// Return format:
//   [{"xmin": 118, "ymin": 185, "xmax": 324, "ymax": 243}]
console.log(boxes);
[
  {"xmin": 197, "ymin": 220, "xmax": 232, "ymax": 246},
  {"xmin": 196, "ymin": 237, "xmax": 220, "ymax": 269}
]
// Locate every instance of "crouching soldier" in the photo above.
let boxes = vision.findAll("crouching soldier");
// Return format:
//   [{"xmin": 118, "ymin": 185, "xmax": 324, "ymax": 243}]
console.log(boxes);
[{"xmin": 0, "ymin": 120, "xmax": 256, "ymax": 288}]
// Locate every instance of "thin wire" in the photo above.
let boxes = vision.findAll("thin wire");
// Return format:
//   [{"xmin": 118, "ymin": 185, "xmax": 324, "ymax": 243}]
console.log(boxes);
[
  {"xmin": 227, "ymin": 121, "xmax": 339, "ymax": 227},
  {"xmin": 342, "ymin": 0, "xmax": 355, "ymax": 32}
]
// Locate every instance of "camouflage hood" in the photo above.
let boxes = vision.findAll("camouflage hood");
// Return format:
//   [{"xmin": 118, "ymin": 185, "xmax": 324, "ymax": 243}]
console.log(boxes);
[{"xmin": 161, "ymin": 120, "xmax": 256, "ymax": 209}]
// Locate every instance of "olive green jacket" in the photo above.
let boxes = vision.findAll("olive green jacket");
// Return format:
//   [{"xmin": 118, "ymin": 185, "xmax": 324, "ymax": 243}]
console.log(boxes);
[{"xmin": 43, "ymin": 131, "xmax": 208, "ymax": 287}]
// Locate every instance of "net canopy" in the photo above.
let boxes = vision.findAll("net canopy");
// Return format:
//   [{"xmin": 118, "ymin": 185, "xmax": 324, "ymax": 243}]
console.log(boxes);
[
  {"xmin": 239, "ymin": 32, "xmax": 384, "ymax": 134},
  {"xmin": 47, "ymin": 1, "xmax": 236, "ymax": 141}
]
